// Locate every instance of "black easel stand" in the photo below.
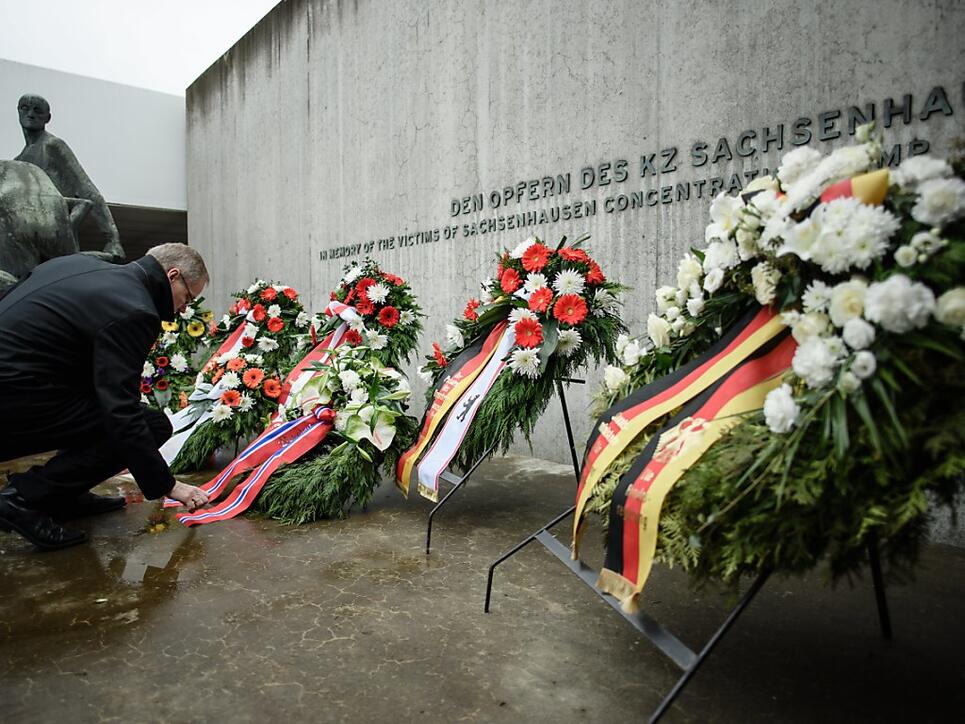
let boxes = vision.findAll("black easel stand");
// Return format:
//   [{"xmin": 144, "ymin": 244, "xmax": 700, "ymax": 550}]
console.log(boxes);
[
  {"xmin": 485, "ymin": 506, "xmax": 893, "ymax": 723},
  {"xmin": 424, "ymin": 378, "xmax": 584, "ymax": 554}
]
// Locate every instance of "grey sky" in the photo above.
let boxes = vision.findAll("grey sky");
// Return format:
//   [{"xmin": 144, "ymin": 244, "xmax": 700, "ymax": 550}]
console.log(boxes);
[{"xmin": 0, "ymin": 0, "xmax": 280, "ymax": 96}]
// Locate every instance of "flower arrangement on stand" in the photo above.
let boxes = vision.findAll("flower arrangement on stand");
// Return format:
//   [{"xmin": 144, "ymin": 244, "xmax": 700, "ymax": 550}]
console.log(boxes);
[
  {"xmin": 397, "ymin": 236, "xmax": 624, "ymax": 500},
  {"xmin": 168, "ymin": 280, "xmax": 307, "ymax": 473},
  {"xmin": 578, "ymin": 126, "xmax": 964, "ymax": 606},
  {"xmin": 141, "ymin": 298, "xmax": 214, "ymax": 412}
]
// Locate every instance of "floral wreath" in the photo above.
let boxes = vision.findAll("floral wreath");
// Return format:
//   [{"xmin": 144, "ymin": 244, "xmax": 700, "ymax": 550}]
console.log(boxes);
[{"xmin": 141, "ymin": 297, "xmax": 214, "ymax": 412}]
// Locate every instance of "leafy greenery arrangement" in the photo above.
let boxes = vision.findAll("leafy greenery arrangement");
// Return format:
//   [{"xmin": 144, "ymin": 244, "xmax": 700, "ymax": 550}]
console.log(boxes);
[{"xmin": 586, "ymin": 127, "xmax": 965, "ymax": 587}]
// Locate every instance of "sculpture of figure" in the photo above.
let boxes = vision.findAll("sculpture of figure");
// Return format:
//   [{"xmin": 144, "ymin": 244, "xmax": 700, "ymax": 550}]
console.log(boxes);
[{"xmin": 14, "ymin": 94, "xmax": 125, "ymax": 261}]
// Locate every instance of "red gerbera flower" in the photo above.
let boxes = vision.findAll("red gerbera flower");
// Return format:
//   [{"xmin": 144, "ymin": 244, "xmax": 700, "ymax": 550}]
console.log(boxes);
[
  {"xmin": 345, "ymin": 329, "xmax": 363, "ymax": 345},
  {"xmin": 432, "ymin": 342, "xmax": 447, "ymax": 368},
  {"xmin": 500, "ymin": 268, "xmax": 521, "ymax": 294},
  {"xmin": 356, "ymin": 298, "xmax": 375, "ymax": 315},
  {"xmin": 263, "ymin": 378, "xmax": 282, "ymax": 399},
  {"xmin": 585, "ymin": 261, "xmax": 605, "ymax": 285},
  {"xmin": 260, "ymin": 287, "xmax": 277, "ymax": 302},
  {"xmin": 155, "ymin": 378, "xmax": 169, "ymax": 391},
  {"xmin": 355, "ymin": 278, "xmax": 376, "ymax": 299},
  {"xmin": 241, "ymin": 336, "xmax": 255, "ymax": 348},
  {"xmin": 267, "ymin": 316, "xmax": 285, "ymax": 333},
  {"xmin": 528, "ymin": 287, "xmax": 553, "ymax": 313},
  {"xmin": 211, "ymin": 368, "xmax": 224, "ymax": 384},
  {"xmin": 155, "ymin": 356, "xmax": 169, "ymax": 368},
  {"xmin": 382, "ymin": 273, "xmax": 405, "ymax": 286},
  {"xmin": 553, "ymin": 294, "xmax": 588, "ymax": 326},
  {"xmin": 221, "ymin": 389, "xmax": 241, "ymax": 406},
  {"xmin": 243, "ymin": 368, "xmax": 265, "ymax": 389},
  {"xmin": 227, "ymin": 357, "xmax": 246, "ymax": 372},
  {"xmin": 521, "ymin": 243, "xmax": 552, "ymax": 272},
  {"xmin": 464, "ymin": 298, "xmax": 481, "ymax": 321},
  {"xmin": 283, "ymin": 287, "xmax": 298, "ymax": 300},
  {"xmin": 558, "ymin": 247, "xmax": 590, "ymax": 263},
  {"xmin": 237, "ymin": 298, "xmax": 251, "ymax": 313},
  {"xmin": 514, "ymin": 317, "xmax": 543, "ymax": 348},
  {"xmin": 251, "ymin": 304, "xmax": 267, "ymax": 322},
  {"xmin": 378, "ymin": 305, "xmax": 400, "ymax": 328},
  {"xmin": 140, "ymin": 382, "xmax": 152, "ymax": 394}
]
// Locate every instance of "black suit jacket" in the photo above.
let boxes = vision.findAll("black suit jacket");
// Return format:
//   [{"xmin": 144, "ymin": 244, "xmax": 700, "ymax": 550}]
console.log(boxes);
[{"xmin": 0, "ymin": 254, "xmax": 176, "ymax": 499}]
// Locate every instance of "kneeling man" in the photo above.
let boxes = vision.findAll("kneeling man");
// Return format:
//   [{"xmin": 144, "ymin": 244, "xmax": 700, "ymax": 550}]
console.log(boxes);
[{"xmin": 0, "ymin": 243, "xmax": 211, "ymax": 550}]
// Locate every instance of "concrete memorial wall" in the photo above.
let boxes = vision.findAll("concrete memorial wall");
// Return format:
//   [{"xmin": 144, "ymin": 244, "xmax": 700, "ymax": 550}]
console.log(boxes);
[{"xmin": 186, "ymin": 0, "xmax": 964, "ymax": 470}]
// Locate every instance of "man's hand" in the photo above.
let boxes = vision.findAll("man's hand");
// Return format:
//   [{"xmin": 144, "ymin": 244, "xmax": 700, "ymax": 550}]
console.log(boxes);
[{"xmin": 168, "ymin": 481, "xmax": 209, "ymax": 512}]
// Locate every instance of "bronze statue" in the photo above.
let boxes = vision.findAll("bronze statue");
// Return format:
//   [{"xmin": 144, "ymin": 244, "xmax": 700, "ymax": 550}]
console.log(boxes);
[{"xmin": 14, "ymin": 94, "xmax": 125, "ymax": 261}]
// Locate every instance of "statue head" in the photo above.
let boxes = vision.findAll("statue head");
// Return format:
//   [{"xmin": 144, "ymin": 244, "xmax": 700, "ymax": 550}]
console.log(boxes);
[{"xmin": 17, "ymin": 94, "xmax": 50, "ymax": 131}]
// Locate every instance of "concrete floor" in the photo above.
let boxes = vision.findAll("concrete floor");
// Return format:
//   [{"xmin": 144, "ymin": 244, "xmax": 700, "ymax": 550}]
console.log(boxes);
[{"xmin": 1, "ymin": 454, "xmax": 962, "ymax": 723}]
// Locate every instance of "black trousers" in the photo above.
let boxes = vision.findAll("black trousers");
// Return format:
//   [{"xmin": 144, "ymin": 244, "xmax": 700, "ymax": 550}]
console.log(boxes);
[{"xmin": 0, "ymin": 397, "xmax": 172, "ymax": 507}]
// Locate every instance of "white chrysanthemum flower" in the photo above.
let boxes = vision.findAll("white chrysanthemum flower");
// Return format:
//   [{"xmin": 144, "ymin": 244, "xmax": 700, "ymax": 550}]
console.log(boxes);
[
  {"xmin": 621, "ymin": 339, "xmax": 642, "ymax": 366},
  {"xmin": 676, "ymin": 255, "xmax": 703, "ymax": 290},
  {"xmin": 792, "ymin": 337, "xmax": 841, "ymax": 388},
  {"xmin": 864, "ymin": 274, "xmax": 936, "ymax": 333},
  {"xmin": 842, "ymin": 318, "xmax": 875, "ymax": 350},
  {"xmin": 295, "ymin": 311, "xmax": 310, "ymax": 328},
  {"xmin": 805, "ymin": 198, "xmax": 900, "ymax": 274},
  {"xmin": 366, "ymin": 331, "xmax": 388, "ymax": 349},
  {"xmin": 592, "ymin": 290, "xmax": 620, "ymax": 318},
  {"xmin": 751, "ymin": 262, "xmax": 780, "ymax": 305},
  {"xmin": 339, "ymin": 369, "xmax": 361, "ymax": 391},
  {"xmin": 851, "ymin": 350, "xmax": 877, "ymax": 380},
  {"xmin": 686, "ymin": 296, "xmax": 705, "ymax": 318},
  {"xmin": 510, "ymin": 236, "xmax": 538, "ymax": 259},
  {"xmin": 509, "ymin": 347, "xmax": 541, "ymax": 378},
  {"xmin": 367, "ymin": 282, "xmax": 390, "ymax": 304},
  {"xmin": 257, "ymin": 337, "xmax": 279, "ymax": 352},
  {"xmin": 170, "ymin": 353, "xmax": 189, "ymax": 373},
  {"xmin": 211, "ymin": 404, "xmax": 233, "ymax": 423},
  {"xmin": 342, "ymin": 263, "xmax": 363, "ymax": 285},
  {"xmin": 935, "ymin": 288, "xmax": 965, "ymax": 327},
  {"xmin": 552, "ymin": 268, "xmax": 585, "ymax": 296},
  {"xmin": 837, "ymin": 370, "xmax": 861, "ymax": 395},
  {"xmin": 702, "ymin": 239, "xmax": 739, "ymax": 273},
  {"xmin": 508, "ymin": 307, "xmax": 538, "ymax": 324},
  {"xmin": 180, "ymin": 305, "xmax": 195, "ymax": 320},
  {"xmin": 703, "ymin": 268, "xmax": 724, "ymax": 294},
  {"xmin": 350, "ymin": 387, "xmax": 369, "ymax": 405},
  {"xmin": 334, "ymin": 410, "xmax": 350, "ymax": 432},
  {"xmin": 237, "ymin": 393, "xmax": 254, "ymax": 412},
  {"xmin": 603, "ymin": 365, "xmax": 629, "ymax": 392},
  {"xmin": 777, "ymin": 146, "xmax": 823, "ymax": 189},
  {"xmin": 911, "ymin": 177, "xmax": 965, "ymax": 227},
  {"xmin": 221, "ymin": 371, "xmax": 241, "ymax": 389},
  {"xmin": 763, "ymin": 384, "xmax": 800, "ymax": 434},
  {"xmin": 161, "ymin": 331, "xmax": 178, "ymax": 346},
  {"xmin": 399, "ymin": 310, "xmax": 415, "ymax": 326},
  {"xmin": 557, "ymin": 329, "xmax": 582, "ymax": 357},
  {"xmin": 142, "ymin": 361, "xmax": 155, "ymax": 377},
  {"xmin": 647, "ymin": 313, "xmax": 672, "ymax": 348},
  {"xmin": 417, "ymin": 366, "xmax": 435, "ymax": 384},
  {"xmin": 445, "ymin": 324, "xmax": 464, "ymax": 351},
  {"xmin": 894, "ymin": 245, "xmax": 917, "ymax": 267},
  {"xmin": 244, "ymin": 353, "xmax": 264, "ymax": 365},
  {"xmin": 785, "ymin": 144, "xmax": 875, "ymax": 211},
  {"xmin": 523, "ymin": 272, "xmax": 549, "ymax": 294},
  {"xmin": 828, "ymin": 279, "xmax": 868, "ymax": 327},
  {"xmin": 267, "ymin": 304, "xmax": 282, "ymax": 318},
  {"xmin": 892, "ymin": 155, "xmax": 952, "ymax": 191},
  {"xmin": 790, "ymin": 312, "xmax": 831, "ymax": 344},
  {"xmin": 802, "ymin": 280, "xmax": 832, "ymax": 314}
]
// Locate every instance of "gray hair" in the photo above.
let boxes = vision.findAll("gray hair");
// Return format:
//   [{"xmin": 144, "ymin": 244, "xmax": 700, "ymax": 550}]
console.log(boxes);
[{"xmin": 147, "ymin": 243, "xmax": 209, "ymax": 286}]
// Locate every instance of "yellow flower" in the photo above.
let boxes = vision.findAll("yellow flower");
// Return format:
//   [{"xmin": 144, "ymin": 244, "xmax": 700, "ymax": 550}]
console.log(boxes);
[
  {"xmin": 187, "ymin": 321, "xmax": 205, "ymax": 337},
  {"xmin": 161, "ymin": 321, "xmax": 179, "ymax": 332},
  {"xmin": 201, "ymin": 310, "xmax": 214, "ymax": 323}
]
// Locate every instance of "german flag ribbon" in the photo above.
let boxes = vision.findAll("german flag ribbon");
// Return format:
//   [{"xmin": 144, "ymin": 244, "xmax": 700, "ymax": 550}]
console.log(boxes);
[
  {"xmin": 415, "ymin": 325, "xmax": 517, "ymax": 501},
  {"xmin": 396, "ymin": 321, "xmax": 509, "ymax": 496},
  {"xmin": 819, "ymin": 168, "xmax": 889, "ymax": 205},
  {"xmin": 597, "ymin": 333, "xmax": 796, "ymax": 612},
  {"xmin": 572, "ymin": 305, "xmax": 785, "ymax": 557},
  {"xmin": 175, "ymin": 406, "xmax": 335, "ymax": 526}
]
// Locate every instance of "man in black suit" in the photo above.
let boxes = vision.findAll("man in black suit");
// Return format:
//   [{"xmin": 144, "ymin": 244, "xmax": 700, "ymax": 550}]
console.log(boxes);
[{"xmin": 0, "ymin": 243, "xmax": 212, "ymax": 550}]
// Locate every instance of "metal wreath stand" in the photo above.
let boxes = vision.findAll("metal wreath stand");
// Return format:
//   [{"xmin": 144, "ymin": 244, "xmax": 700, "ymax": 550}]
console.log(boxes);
[{"xmin": 478, "ymin": 385, "xmax": 894, "ymax": 724}]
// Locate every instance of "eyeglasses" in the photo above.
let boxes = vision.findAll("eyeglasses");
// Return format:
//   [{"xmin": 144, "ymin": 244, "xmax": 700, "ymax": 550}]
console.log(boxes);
[{"xmin": 175, "ymin": 271, "xmax": 197, "ymax": 305}]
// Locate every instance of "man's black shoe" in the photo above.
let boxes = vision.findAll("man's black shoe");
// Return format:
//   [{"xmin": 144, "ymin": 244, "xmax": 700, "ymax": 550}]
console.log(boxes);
[
  {"xmin": 0, "ymin": 488, "xmax": 88, "ymax": 551},
  {"xmin": 47, "ymin": 492, "xmax": 127, "ymax": 521}
]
